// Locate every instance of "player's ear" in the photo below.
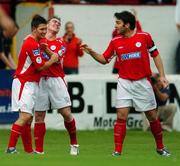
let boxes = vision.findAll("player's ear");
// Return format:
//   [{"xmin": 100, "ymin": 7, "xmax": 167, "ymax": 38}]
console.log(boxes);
[
  {"xmin": 32, "ymin": 26, "xmax": 36, "ymax": 32},
  {"xmin": 125, "ymin": 23, "xmax": 130, "ymax": 29}
]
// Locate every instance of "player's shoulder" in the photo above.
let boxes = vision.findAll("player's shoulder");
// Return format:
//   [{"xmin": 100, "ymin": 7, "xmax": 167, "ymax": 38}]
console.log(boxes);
[
  {"xmin": 56, "ymin": 37, "xmax": 64, "ymax": 44},
  {"xmin": 23, "ymin": 35, "xmax": 37, "ymax": 45},
  {"xmin": 136, "ymin": 31, "xmax": 151, "ymax": 37},
  {"xmin": 56, "ymin": 37, "xmax": 67, "ymax": 47},
  {"xmin": 22, "ymin": 35, "xmax": 38, "ymax": 50},
  {"xmin": 111, "ymin": 35, "xmax": 123, "ymax": 42},
  {"xmin": 73, "ymin": 35, "xmax": 80, "ymax": 41}
]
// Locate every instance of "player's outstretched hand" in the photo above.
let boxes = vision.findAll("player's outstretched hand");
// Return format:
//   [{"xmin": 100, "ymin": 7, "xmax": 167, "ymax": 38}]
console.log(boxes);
[
  {"xmin": 159, "ymin": 76, "xmax": 169, "ymax": 88},
  {"xmin": 80, "ymin": 44, "xmax": 92, "ymax": 54}
]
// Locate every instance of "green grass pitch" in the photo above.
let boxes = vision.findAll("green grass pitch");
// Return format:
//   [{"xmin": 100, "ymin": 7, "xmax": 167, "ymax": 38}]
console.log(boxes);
[{"xmin": 0, "ymin": 129, "xmax": 180, "ymax": 166}]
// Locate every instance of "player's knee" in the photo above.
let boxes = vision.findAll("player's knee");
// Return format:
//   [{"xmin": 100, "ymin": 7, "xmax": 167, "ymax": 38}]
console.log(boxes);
[
  {"xmin": 145, "ymin": 110, "xmax": 157, "ymax": 122},
  {"xmin": 27, "ymin": 116, "xmax": 33, "ymax": 124},
  {"xmin": 117, "ymin": 112, "xmax": 128, "ymax": 120},
  {"xmin": 59, "ymin": 107, "xmax": 73, "ymax": 121},
  {"xmin": 16, "ymin": 113, "xmax": 32, "ymax": 126},
  {"xmin": 35, "ymin": 112, "xmax": 45, "ymax": 123},
  {"xmin": 61, "ymin": 111, "xmax": 73, "ymax": 121},
  {"xmin": 63, "ymin": 113, "xmax": 73, "ymax": 122}
]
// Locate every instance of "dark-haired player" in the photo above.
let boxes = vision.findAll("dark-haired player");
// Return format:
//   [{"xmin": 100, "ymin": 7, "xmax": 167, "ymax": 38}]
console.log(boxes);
[
  {"xmin": 6, "ymin": 15, "xmax": 58, "ymax": 153},
  {"xmin": 81, "ymin": 11, "xmax": 170, "ymax": 157}
]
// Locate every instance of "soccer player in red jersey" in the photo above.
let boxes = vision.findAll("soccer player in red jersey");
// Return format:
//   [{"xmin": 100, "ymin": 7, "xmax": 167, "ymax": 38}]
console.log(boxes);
[
  {"xmin": 34, "ymin": 16, "xmax": 79, "ymax": 155},
  {"xmin": 81, "ymin": 11, "xmax": 170, "ymax": 157},
  {"xmin": 6, "ymin": 15, "xmax": 59, "ymax": 153},
  {"xmin": 112, "ymin": 9, "xmax": 142, "ymax": 74}
]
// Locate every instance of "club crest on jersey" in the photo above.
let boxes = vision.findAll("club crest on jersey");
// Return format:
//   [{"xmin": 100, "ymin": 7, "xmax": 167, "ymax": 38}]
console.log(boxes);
[
  {"xmin": 135, "ymin": 42, "xmax": 141, "ymax": 48},
  {"xmin": 58, "ymin": 46, "xmax": 66, "ymax": 57},
  {"xmin": 33, "ymin": 49, "xmax": 40, "ymax": 56},
  {"xmin": 121, "ymin": 52, "xmax": 141, "ymax": 61},
  {"xmin": 50, "ymin": 45, "xmax": 56, "ymax": 51},
  {"xmin": 36, "ymin": 57, "xmax": 42, "ymax": 64}
]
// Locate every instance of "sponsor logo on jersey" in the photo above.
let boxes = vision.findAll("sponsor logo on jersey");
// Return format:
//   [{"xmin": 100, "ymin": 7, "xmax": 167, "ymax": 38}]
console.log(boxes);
[
  {"xmin": 135, "ymin": 42, "xmax": 141, "ymax": 48},
  {"xmin": 36, "ymin": 57, "xmax": 42, "ymax": 64},
  {"xmin": 121, "ymin": 52, "xmax": 141, "ymax": 61},
  {"xmin": 42, "ymin": 52, "xmax": 50, "ymax": 60},
  {"xmin": 58, "ymin": 46, "xmax": 66, "ymax": 57},
  {"xmin": 33, "ymin": 49, "xmax": 40, "ymax": 56},
  {"xmin": 50, "ymin": 45, "xmax": 56, "ymax": 51}
]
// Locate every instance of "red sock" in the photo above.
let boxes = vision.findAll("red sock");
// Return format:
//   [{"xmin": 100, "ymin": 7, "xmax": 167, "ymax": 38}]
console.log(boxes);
[
  {"xmin": 150, "ymin": 119, "xmax": 164, "ymax": 150},
  {"xmin": 21, "ymin": 124, "xmax": 33, "ymax": 153},
  {"xmin": 8, "ymin": 124, "xmax": 22, "ymax": 148},
  {"xmin": 64, "ymin": 119, "xmax": 77, "ymax": 145},
  {"xmin": 114, "ymin": 119, "xmax": 126, "ymax": 153},
  {"xmin": 34, "ymin": 123, "xmax": 46, "ymax": 152}
]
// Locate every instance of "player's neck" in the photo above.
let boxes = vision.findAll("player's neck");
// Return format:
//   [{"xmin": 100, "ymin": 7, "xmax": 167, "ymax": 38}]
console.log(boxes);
[
  {"xmin": 46, "ymin": 31, "xmax": 57, "ymax": 40},
  {"xmin": 31, "ymin": 33, "xmax": 40, "ymax": 42},
  {"xmin": 123, "ymin": 30, "xmax": 136, "ymax": 38}
]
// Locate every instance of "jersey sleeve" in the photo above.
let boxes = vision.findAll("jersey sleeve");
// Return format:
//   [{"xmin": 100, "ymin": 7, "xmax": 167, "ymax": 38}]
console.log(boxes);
[
  {"xmin": 146, "ymin": 33, "xmax": 159, "ymax": 57},
  {"xmin": 103, "ymin": 40, "xmax": 115, "ymax": 63},
  {"xmin": 26, "ymin": 41, "xmax": 45, "ymax": 69}
]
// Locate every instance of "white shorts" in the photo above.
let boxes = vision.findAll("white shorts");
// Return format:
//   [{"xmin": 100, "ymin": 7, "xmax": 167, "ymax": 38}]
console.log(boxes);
[
  {"xmin": 12, "ymin": 78, "xmax": 39, "ymax": 115},
  {"xmin": 35, "ymin": 77, "xmax": 71, "ymax": 111},
  {"xmin": 116, "ymin": 78, "xmax": 157, "ymax": 112}
]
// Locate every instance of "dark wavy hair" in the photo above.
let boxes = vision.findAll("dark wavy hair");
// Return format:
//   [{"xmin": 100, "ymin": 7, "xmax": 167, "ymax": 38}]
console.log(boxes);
[
  {"xmin": 31, "ymin": 15, "xmax": 47, "ymax": 31},
  {"xmin": 114, "ymin": 11, "xmax": 136, "ymax": 30}
]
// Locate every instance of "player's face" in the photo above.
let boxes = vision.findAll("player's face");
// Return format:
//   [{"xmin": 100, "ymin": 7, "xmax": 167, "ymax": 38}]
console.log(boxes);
[
  {"xmin": 65, "ymin": 23, "xmax": 74, "ymax": 35},
  {"xmin": 35, "ymin": 24, "xmax": 47, "ymax": 39},
  {"xmin": 48, "ymin": 18, "xmax": 61, "ymax": 33},
  {"xmin": 115, "ymin": 19, "xmax": 127, "ymax": 35}
]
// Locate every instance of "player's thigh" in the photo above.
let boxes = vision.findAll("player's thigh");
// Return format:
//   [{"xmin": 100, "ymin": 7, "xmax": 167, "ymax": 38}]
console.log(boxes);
[
  {"xmin": 132, "ymin": 78, "xmax": 157, "ymax": 112},
  {"xmin": 116, "ymin": 78, "xmax": 133, "ymax": 109},
  {"xmin": 48, "ymin": 77, "xmax": 71, "ymax": 109},
  {"xmin": 19, "ymin": 81, "xmax": 39, "ymax": 115},
  {"xmin": 34, "ymin": 78, "xmax": 50, "ymax": 111},
  {"xmin": 11, "ymin": 78, "xmax": 21, "ymax": 112}
]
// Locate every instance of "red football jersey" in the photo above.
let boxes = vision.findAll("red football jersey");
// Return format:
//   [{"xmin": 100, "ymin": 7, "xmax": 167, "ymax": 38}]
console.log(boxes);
[
  {"xmin": 40, "ymin": 38, "xmax": 66, "ymax": 78},
  {"xmin": 112, "ymin": 20, "xmax": 143, "ymax": 70},
  {"xmin": 15, "ymin": 36, "xmax": 45, "ymax": 82},
  {"xmin": 103, "ymin": 32, "xmax": 159, "ymax": 80}
]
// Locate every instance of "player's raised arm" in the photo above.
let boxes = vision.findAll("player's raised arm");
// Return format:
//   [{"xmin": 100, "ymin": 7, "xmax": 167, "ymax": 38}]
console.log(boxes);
[
  {"xmin": 37, "ymin": 54, "xmax": 58, "ymax": 71},
  {"xmin": 36, "ymin": 40, "xmax": 59, "ymax": 71},
  {"xmin": 81, "ymin": 44, "xmax": 107, "ymax": 64}
]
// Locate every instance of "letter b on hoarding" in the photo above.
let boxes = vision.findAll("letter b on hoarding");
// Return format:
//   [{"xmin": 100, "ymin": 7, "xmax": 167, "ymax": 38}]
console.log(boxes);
[{"xmin": 68, "ymin": 82, "xmax": 84, "ymax": 113}]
